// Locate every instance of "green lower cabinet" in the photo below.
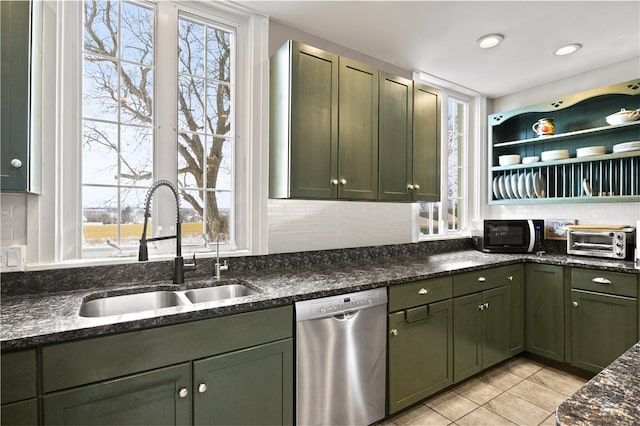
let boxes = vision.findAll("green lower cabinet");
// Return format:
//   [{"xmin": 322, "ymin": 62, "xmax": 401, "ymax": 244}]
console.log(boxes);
[
  {"xmin": 453, "ymin": 286, "xmax": 508, "ymax": 383},
  {"xmin": 387, "ymin": 299, "xmax": 453, "ymax": 414},
  {"xmin": 505, "ymin": 264, "xmax": 525, "ymax": 356},
  {"xmin": 2, "ymin": 399, "xmax": 38, "ymax": 426},
  {"xmin": 193, "ymin": 339, "xmax": 293, "ymax": 426},
  {"xmin": 43, "ymin": 363, "xmax": 192, "ymax": 425},
  {"xmin": 525, "ymin": 264, "xmax": 565, "ymax": 361},
  {"xmin": 570, "ymin": 289, "xmax": 638, "ymax": 373}
]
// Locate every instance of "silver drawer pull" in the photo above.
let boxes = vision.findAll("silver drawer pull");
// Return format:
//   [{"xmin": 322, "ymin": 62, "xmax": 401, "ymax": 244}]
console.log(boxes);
[
  {"xmin": 592, "ymin": 277, "xmax": 612, "ymax": 285},
  {"xmin": 477, "ymin": 277, "xmax": 486, "ymax": 282},
  {"xmin": 418, "ymin": 288, "xmax": 429, "ymax": 295},
  {"xmin": 178, "ymin": 388, "xmax": 189, "ymax": 398},
  {"xmin": 390, "ymin": 329, "xmax": 398, "ymax": 336}
]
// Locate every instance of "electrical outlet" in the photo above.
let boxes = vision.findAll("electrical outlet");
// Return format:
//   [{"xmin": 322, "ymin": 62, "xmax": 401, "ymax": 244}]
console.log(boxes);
[{"xmin": 0, "ymin": 246, "xmax": 26, "ymax": 272}]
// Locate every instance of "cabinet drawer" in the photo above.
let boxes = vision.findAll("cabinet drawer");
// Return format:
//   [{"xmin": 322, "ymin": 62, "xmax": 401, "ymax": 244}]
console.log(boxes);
[
  {"xmin": 388, "ymin": 276, "xmax": 452, "ymax": 312},
  {"xmin": 43, "ymin": 305, "xmax": 293, "ymax": 393},
  {"xmin": 571, "ymin": 268, "xmax": 638, "ymax": 297},
  {"xmin": 1, "ymin": 349, "xmax": 37, "ymax": 404},
  {"xmin": 453, "ymin": 266, "xmax": 513, "ymax": 297}
]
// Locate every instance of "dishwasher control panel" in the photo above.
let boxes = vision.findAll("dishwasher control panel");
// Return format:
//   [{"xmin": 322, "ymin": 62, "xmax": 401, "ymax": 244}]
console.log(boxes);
[{"xmin": 295, "ymin": 288, "xmax": 387, "ymax": 321}]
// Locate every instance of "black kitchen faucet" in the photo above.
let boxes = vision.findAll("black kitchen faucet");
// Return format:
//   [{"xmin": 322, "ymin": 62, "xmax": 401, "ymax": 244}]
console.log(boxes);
[{"xmin": 138, "ymin": 180, "xmax": 196, "ymax": 284}]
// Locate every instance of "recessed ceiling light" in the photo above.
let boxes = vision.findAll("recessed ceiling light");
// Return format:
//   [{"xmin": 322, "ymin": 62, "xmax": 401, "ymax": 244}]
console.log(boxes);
[
  {"xmin": 555, "ymin": 43, "xmax": 582, "ymax": 56},
  {"xmin": 477, "ymin": 34, "xmax": 504, "ymax": 49}
]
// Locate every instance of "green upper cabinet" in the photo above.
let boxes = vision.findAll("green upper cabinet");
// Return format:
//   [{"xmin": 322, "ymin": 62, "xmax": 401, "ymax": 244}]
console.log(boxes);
[
  {"xmin": 270, "ymin": 40, "xmax": 441, "ymax": 202},
  {"xmin": 378, "ymin": 73, "xmax": 413, "ymax": 201},
  {"xmin": 412, "ymin": 82, "xmax": 441, "ymax": 201},
  {"xmin": 269, "ymin": 41, "xmax": 378, "ymax": 200},
  {"xmin": 270, "ymin": 41, "xmax": 339, "ymax": 199},
  {"xmin": 1, "ymin": 0, "xmax": 41, "ymax": 193},
  {"xmin": 337, "ymin": 57, "xmax": 379, "ymax": 200}
]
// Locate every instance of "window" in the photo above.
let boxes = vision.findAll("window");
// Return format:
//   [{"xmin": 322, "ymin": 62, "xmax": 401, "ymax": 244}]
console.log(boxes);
[
  {"xmin": 78, "ymin": 0, "xmax": 259, "ymax": 259},
  {"xmin": 419, "ymin": 95, "xmax": 468, "ymax": 237}
]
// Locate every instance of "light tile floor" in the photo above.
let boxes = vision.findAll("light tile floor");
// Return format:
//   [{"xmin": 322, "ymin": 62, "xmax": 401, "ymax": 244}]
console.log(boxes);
[{"xmin": 382, "ymin": 356, "xmax": 590, "ymax": 426}]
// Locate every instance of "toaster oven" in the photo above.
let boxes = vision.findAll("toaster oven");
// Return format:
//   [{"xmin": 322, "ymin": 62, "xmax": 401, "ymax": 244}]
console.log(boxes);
[{"xmin": 567, "ymin": 227, "xmax": 636, "ymax": 260}]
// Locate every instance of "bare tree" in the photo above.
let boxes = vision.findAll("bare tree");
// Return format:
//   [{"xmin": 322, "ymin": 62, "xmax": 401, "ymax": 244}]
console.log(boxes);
[{"xmin": 83, "ymin": 0, "xmax": 229, "ymax": 239}]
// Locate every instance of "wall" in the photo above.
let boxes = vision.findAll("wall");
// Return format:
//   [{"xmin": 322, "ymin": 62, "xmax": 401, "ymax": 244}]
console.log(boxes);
[{"xmin": 484, "ymin": 57, "xmax": 640, "ymax": 226}]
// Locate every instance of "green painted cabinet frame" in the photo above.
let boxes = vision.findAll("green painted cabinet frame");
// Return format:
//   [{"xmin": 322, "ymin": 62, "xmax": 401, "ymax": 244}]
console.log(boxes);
[
  {"xmin": 453, "ymin": 286, "xmax": 508, "ymax": 383},
  {"xmin": 269, "ymin": 41, "xmax": 378, "ymax": 200},
  {"xmin": 525, "ymin": 264, "xmax": 565, "ymax": 361},
  {"xmin": 387, "ymin": 299, "xmax": 453, "ymax": 414},
  {"xmin": 378, "ymin": 75, "xmax": 441, "ymax": 202}
]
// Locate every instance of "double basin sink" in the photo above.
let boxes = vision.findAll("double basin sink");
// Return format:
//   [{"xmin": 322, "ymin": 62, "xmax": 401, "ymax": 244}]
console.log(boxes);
[{"xmin": 79, "ymin": 280, "xmax": 260, "ymax": 318}]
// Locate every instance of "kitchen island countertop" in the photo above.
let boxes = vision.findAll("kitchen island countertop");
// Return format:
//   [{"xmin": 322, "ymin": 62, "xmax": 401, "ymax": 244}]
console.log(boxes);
[
  {"xmin": 1, "ymin": 248, "xmax": 638, "ymax": 350},
  {"xmin": 556, "ymin": 341, "xmax": 640, "ymax": 425}
]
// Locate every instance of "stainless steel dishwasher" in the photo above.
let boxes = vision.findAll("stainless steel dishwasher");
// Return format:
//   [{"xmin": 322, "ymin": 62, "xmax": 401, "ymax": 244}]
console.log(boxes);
[{"xmin": 295, "ymin": 288, "xmax": 387, "ymax": 426}]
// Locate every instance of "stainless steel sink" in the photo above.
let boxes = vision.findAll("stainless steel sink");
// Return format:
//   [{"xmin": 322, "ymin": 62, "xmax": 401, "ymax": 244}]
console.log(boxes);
[
  {"xmin": 79, "ymin": 282, "xmax": 261, "ymax": 317},
  {"xmin": 184, "ymin": 284, "xmax": 259, "ymax": 303},
  {"xmin": 79, "ymin": 291, "xmax": 187, "ymax": 317}
]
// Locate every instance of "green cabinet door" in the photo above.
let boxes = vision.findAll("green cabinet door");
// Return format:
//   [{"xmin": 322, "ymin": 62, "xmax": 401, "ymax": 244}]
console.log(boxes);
[
  {"xmin": 1, "ymin": 0, "xmax": 35, "ymax": 192},
  {"xmin": 388, "ymin": 299, "xmax": 453, "ymax": 414},
  {"xmin": 506, "ymin": 264, "xmax": 525, "ymax": 356},
  {"xmin": 570, "ymin": 289, "xmax": 638, "ymax": 373},
  {"xmin": 193, "ymin": 339, "xmax": 293, "ymax": 426},
  {"xmin": 43, "ymin": 363, "xmax": 191, "ymax": 425},
  {"xmin": 270, "ymin": 41, "xmax": 339, "ymax": 199},
  {"xmin": 412, "ymin": 83, "xmax": 441, "ymax": 202},
  {"xmin": 378, "ymin": 73, "xmax": 413, "ymax": 201},
  {"xmin": 482, "ymin": 286, "xmax": 508, "ymax": 369},
  {"xmin": 525, "ymin": 264, "xmax": 565, "ymax": 361},
  {"xmin": 338, "ymin": 57, "xmax": 379, "ymax": 200},
  {"xmin": 453, "ymin": 292, "xmax": 483, "ymax": 382},
  {"xmin": 2, "ymin": 399, "xmax": 38, "ymax": 426}
]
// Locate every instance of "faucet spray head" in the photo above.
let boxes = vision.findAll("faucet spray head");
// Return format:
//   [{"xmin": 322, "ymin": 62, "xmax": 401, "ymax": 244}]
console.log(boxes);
[{"xmin": 138, "ymin": 240, "xmax": 149, "ymax": 261}]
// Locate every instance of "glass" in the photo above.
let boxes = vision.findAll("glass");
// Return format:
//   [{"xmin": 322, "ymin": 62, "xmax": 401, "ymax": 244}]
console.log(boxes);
[
  {"xmin": 84, "ymin": 0, "xmax": 118, "ymax": 56},
  {"xmin": 82, "ymin": 186, "xmax": 119, "ymax": 246},
  {"xmin": 178, "ymin": 132, "xmax": 202, "ymax": 189},
  {"xmin": 206, "ymin": 136, "xmax": 232, "ymax": 190},
  {"xmin": 178, "ymin": 18, "xmax": 205, "ymax": 76},
  {"xmin": 206, "ymin": 82, "xmax": 231, "ymax": 135},
  {"xmin": 120, "ymin": 187, "xmax": 149, "ymax": 246},
  {"xmin": 178, "ymin": 75, "xmax": 205, "ymax": 132},
  {"xmin": 83, "ymin": 120, "xmax": 119, "ymax": 185},
  {"xmin": 120, "ymin": 63, "xmax": 153, "ymax": 125},
  {"xmin": 120, "ymin": 125, "xmax": 153, "ymax": 186},
  {"xmin": 83, "ymin": 56, "xmax": 119, "ymax": 121},
  {"xmin": 121, "ymin": 1, "xmax": 154, "ymax": 65},
  {"xmin": 206, "ymin": 27, "xmax": 231, "ymax": 82}
]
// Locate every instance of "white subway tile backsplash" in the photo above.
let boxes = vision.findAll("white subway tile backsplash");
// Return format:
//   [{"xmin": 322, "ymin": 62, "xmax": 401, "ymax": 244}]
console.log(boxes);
[{"xmin": 267, "ymin": 199, "xmax": 415, "ymax": 253}]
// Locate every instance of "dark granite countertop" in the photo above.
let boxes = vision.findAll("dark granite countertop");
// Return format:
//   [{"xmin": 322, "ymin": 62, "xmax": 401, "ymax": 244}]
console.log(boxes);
[
  {"xmin": 556, "ymin": 341, "xmax": 640, "ymax": 425},
  {"xmin": 1, "ymin": 247, "xmax": 638, "ymax": 351}
]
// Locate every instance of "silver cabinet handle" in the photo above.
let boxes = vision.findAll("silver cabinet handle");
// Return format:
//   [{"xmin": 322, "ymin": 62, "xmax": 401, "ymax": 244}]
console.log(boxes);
[
  {"xmin": 572, "ymin": 301, "xmax": 579, "ymax": 307},
  {"xmin": 178, "ymin": 388, "xmax": 189, "ymax": 398},
  {"xmin": 592, "ymin": 277, "xmax": 612, "ymax": 285},
  {"xmin": 418, "ymin": 288, "xmax": 429, "ymax": 295},
  {"xmin": 198, "ymin": 383, "xmax": 208, "ymax": 393},
  {"xmin": 484, "ymin": 302, "xmax": 489, "ymax": 309},
  {"xmin": 10, "ymin": 159, "xmax": 22, "ymax": 169},
  {"xmin": 390, "ymin": 329, "xmax": 398, "ymax": 336},
  {"xmin": 414, "ymin": 184, "xmax": 420, "ymax": 190},
  {"xmin": 331, "ymin": 179, "xmax": 339, "ymax": 186},
  {"xmin": 507, "ymin": 276, "xmax": 513, "ymax": 281},
  {"xmin": 477, "ymin": 277, "xmax": 486, "ymax": 282},
  {"xmin": 478, "ymin": 304, "xmax": 485, "ymax": 311},
  {"xmin": 339, "ymin": 178, "xmax": 347, "ymax": 185},
  {"xmin": 407, "ymin": 184, "xmax": 414, "ymax": 190}
]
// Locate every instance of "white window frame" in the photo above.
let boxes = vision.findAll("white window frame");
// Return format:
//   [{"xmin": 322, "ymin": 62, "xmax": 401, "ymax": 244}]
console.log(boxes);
[
  {"xmin": 30, "ymin": 0, "xmax": 269, "ymax": 267},
  {"xmin": 413, "ymin": 71, "xmax": 486, "ymax": 240}
]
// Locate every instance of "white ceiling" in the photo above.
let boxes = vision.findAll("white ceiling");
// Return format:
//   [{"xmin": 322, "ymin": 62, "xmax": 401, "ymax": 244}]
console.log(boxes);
[{"xmin": 237, "ymin": 1, "xmax": 640, "ymax": 98}]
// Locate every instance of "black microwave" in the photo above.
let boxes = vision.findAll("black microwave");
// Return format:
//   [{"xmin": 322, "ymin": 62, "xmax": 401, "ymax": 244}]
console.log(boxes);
[{"xmin": 473, "ymin": 219, "xmax": 544, "ymax": 253}]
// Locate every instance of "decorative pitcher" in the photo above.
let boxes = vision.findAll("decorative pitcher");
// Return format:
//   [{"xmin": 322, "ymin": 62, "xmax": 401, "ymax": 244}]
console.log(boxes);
[{"xmin": 532, "ymin": 118, "xmax": 555, "ymax": 136}]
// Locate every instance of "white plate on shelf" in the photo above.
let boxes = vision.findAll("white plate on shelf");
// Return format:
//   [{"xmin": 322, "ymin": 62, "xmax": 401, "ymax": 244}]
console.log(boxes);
[
  {"xmin": 541, "ymin": 149, "xmax": 570, "ymax": 161},
  {"xmin": 525, "ymin": 172, "xmax": 534, "ymax": 198},
  {"xmin": 613, "ymin": 141, "xmax": 640, "ymax": 153},
  {"xmin": 504, "ymin": 175, "xmax": 515, "ymax": 199},
  {"xmin": 498, "ymin": 176, "xmax": 508, "ymax": 199},
  {"xmin": 517, "ymin": 174, "xmax": 526, "ymax": 198},
  {"xmin": 511, "ymin": 175, "xmax": 520, "ymax": 199},
  {"xmin": 492, "ymin": 176, "xmax": 500, "ymax": 200},
  {"xmin": 576, "ymin": 146, "xmax": 606, "ymax": 157}
]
